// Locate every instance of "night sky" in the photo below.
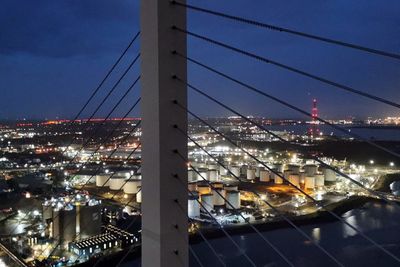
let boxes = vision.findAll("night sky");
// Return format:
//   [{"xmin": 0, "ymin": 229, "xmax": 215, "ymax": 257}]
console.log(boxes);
[{"xmin": 1, "ymin": 0, "xmax": 399, "ymax": 120}]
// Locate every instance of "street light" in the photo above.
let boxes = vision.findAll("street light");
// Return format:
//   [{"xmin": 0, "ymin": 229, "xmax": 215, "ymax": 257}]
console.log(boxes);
[
  {"xmin": 369, "ymin": 160, "xmax": 374, "ymax": 165},
  {"xmin": 390, "ymin": 162, "xmax": 395, "ymax": 167}
]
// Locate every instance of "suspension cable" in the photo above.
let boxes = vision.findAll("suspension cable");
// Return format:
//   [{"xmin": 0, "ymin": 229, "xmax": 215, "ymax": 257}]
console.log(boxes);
[
  {"xmin": 173, "ymin": 27, "xmax": 400, "ymax": 110},
  {"xmin": 173, "ymin": 52, "xmax": 400, "ymax": 160},
  {"xmin": 64, "ymin": 58, "xmax": 140, "ymax": 168},
  {"xmin": 170, "ymin": 2, "xmax": 400, "ymax": 61},
  {"xmin": 174, "ymin": 150, "xmax": 294, "ymax": 267},
  {"xmin": 176, "ymin": 77, "xmax": 400, "ymax": 209},
  {"xmin": 174, "ymin": 124, "xmax": 344, "ymax": 266},
  {"xmin": 174, "ymin": 101, "xmax": 400, "ymax": 264}
]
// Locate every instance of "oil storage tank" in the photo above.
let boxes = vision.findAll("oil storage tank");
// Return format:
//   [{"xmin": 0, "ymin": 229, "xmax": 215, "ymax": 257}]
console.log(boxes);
[
  {"xmin": 212, "ymin": 188, "xmax": 225, "ymax": 206},
  {"xmin": 109, "ymin": 176, "xmax": 126, "ymax": 191},
  {"xmin": 96, "ymin": 173, "xmax": 111, "ymax": 187},
  {"xmin": 247, "ymin": 168, "xmax": 256, "ymax": 180},
  {"xmin": 305, "ymin": 176, "xmax": 316, "ymax": 189},
  {"xmin": 259, "ymin": 170, "xmax": 270, "ymax": 182},
  {"xmin": 188, "ymin": 194, "xmax": 200, "ymax": 218},
  {"xmin": 225, "ymin": 190, "xmax": 240, "ymax": 210},
  {"xmin": 304, "ymin": 165, "xmax": 318, "ymax": 176},
  {"xmin": 200, "ymin": 193, "xmax": 213, "ymax": 213},
  {"xmin": 123, "ymin": 179, "xmax": 141, "ymax": 194}
]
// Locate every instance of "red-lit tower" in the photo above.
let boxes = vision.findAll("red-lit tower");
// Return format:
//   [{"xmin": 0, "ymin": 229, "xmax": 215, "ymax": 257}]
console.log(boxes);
[{"xmin": 309, "ymin": 98, "xmax": 320, "ymax": 138}]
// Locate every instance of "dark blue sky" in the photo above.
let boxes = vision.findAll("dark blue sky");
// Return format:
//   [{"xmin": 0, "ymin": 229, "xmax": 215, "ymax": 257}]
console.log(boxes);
[{"xmin": 1, "ymin": 0, "xmax": 400, "ymax": 120}]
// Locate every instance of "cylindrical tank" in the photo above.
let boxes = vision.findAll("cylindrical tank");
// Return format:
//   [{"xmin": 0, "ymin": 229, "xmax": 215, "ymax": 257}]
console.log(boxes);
[
  {"xmin": 197, "ymin": 184, "xmax": 211, "ymax": 195},
  {"xmin": 323, "ymin": 168, "xmax": 336, "ymax": 182},
  {"xmin": 272, "ymin": 172, "xmax": 284, "ymax": 184},
  {"xmin": 42, "ymin": 204, "xmax": 53, "ymax": 222},
  {"xmin": 188, "ymin": 195, "xmax": 200, "ymax": 218},
  {"xmin": 224, "ymin": 184, "xmax": 238, "ymax": 191},
  {"xmin": 96, "ymin": 174, "xmax": 111, "ymax": 187},
  {"xmin": 212, "ymin": 188, "xmax": 225, "ymax": 206},
  {"xmin": 200, "ymin": 193, "xmax": 213, "ymax": 213},
  {"xmin": 299, "ymin": 172, "xmax": 306, "ymax": 184},
  {"xmin": 188, "ymin": 170, "xmax": 196, "ymax": 182},
  {"xmin": 255, "ymin": 167, "xmax": 262, "ymax": 178},
  {"xmin": 208, "ymin": 164, "xmax": 218, "ymax": 170},
  {"xmin": 79, "ymin": 205, "xmax": 101, "ymax": 239},
  {"xmin": 304, "ymin": 164, "xmax": 318, "ymax": 176},
  {"xmin": 259, "ymin": 170, "xmax": 270, "ymax": 182},
  {"xmin": 123, "ymin": 179, "xmax": 141, "ymax": 194},
  {"xmin": 109, "ymin": 177, "xmax": 126, "ymax": 190},
  {"xmin": 287, "ymin": 164, "xmax": 300, "ymax": 174},
  {"xmin": 289, "ymin": 174, "xmax": 300, "ymax": 187},
  {"xmin": 240, "ymin": 165, "xmax": 248, "ymax": 176},
  {"xmin": 212, "ymin": 182, "xmax": 224, "ymax": 189},
  {"xmin": 274, "ymin": 163, "xmax": 284, "ymax": 173},
  {"xmin": 315, "ymin": 174, "xmax": 325, "ymax": 187},
  {"xmin": 225, "ymin": 190, "xmax": 240, "ymax": 210},
  {"xmin": 136, "ymin": 187, "xmax": 142, "ymax": 203},
  {"xmin": 305, "ymin": 176, "xmax": 315, "ymax": 189},
  {"xmin": 196, "ymin": 168, "xmax": 208, "ymax": 181},
  {"xmin": 283, "ymin": 170, "xmax": 292, "ymax": 183},
  {"xmin": 247, "ymin": 168, "xmax": 256, "ymax": 180},
  {"xmin": 229, "ymin": 166, "xmax": 240, "ymax": 178},
  {"xmin": 220, "ymin": 165, "xmax": 228, "ymax": 176},
  {"xmin": 207, "ymin": 169, "xmax": 219, "ymax": 182}
]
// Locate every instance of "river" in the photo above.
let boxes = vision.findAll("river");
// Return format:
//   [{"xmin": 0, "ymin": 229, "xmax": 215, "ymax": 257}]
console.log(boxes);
[{"xmin": 124, "ymin": 201, "xmax": 400, "ymax": 266}]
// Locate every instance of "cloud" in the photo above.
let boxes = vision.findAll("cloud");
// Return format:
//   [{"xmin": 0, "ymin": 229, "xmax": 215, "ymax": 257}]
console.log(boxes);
[{"xmin": 0, "ymin": 0, "xmax": 139, "ymax": 58}]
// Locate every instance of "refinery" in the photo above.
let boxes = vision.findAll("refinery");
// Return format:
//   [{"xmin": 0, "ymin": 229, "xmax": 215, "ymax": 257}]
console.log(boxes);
[{"xmin": 0, "ymin": 116, "xmax": 399, "ymax": 266}]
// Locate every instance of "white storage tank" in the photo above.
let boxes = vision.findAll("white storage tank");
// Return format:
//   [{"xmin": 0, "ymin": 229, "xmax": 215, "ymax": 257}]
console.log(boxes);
[
  {"xmin": 299, "ymin": 172, "xmax": 306, "ymax": 184},
  {"xmin": 212, "ymin": 188, "xmax": 225, "ymax": 206},
  {"xmin": 255, "ymin": 167, "xmax": 262, "ymax": 177},
  {"xmin": 240, "ymin": 165, "xmax": 248, "ymax": 176},
  {"xmin": 196, "ymin": 168, "xmax": 208, "ymax": 181},
  {"xmin": 274, "ymin": 163, "xmax": 284, "ymax": 173},
  {"xmin": 200, "ymin": 193, "xmax": 213, "ymax": 213},
  {"xmin": 304, "ymin": 164, "xmax": 318, "ymax": 176},
  {"xmin": 259, "ymin": 170, "xmax": 270, "ymax": 182},
  {"xmin": 220, "ymin": 165, "xmax": 228, "ymax": 176},
  {"xmin": 283, "ymin": 170, "xmax": 292, "ymax": 182},
  {"xmin": 225, "ymin": 190, "xmax": 240, "ymax": 210},
  {"xmin": 188, "ymin": 170, "xmax": 196, "ymax": 182},
  {"xmin": 230, "ymin": 166, "xmax": 241, "ymax": 178},
  {"xmin": 115, "ymin": 171, "xmax": 131, "ymax": 179},
  {"xmin": 315, "ymin": 174, "xmax": 325, "ymax": 187},
  {"xmin": 96, "ymin": 174, "xmax": 110, "ymax": 187},
  {"xmin": 136, "ymin": 187, "xmax": 142, "ymax": 203},
  {"xmin": 287, "ymin": 164, "xmax": 300, "ymax": 174},
  {"xmin": 224, "ymin": 184, "xmax": 238, "ymax": 191},
  {"xmin": 289, "ymin": 174, "xmax": 300, "ymax": 187},
  {"xmin": 208, "ymin": 164, "xmax": 218, "ymax": 170},
  {"xmin": 188, "ymin": 195, "xmax": 200, "ymax": 218},
  {"xmin": 207, "ymin": 169, "xmax": 219, "ymax": 182},
  {"xmin": 323, "ymin": 168, "xmax": 336, "ymax": 182},
  {"xmin": 109, "ymin": 176, "xmax": 126, "ymax": 191},
  {"xmin": 123, "ymin": 179, "xmax": 141, "ymax": 194},
  {"xmin": 272, "ymin": 172, "xmax": 284, "ymax": 184},
  {"xmin": 305, "ymin": 176, "xmax": 316, "ymax": 189},
  {"xmin": 247, "ymin": 168, "xmax": 256, "ymax": 180}
]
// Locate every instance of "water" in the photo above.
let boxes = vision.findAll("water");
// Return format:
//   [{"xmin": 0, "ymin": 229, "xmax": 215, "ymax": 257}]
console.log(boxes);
[
  {"xmin": 264, "ymin": 124, "xmax": 400, "ymax": 141},
  {"xmin": 125, "ymin": 202, "xmax": 400, "ymax": 266}
]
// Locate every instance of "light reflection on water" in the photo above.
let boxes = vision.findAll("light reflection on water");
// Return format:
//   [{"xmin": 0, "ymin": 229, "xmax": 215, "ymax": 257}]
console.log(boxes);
[{"xmin": 125, "ymin": 202, "xmax": 400, "ymax": 267}]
